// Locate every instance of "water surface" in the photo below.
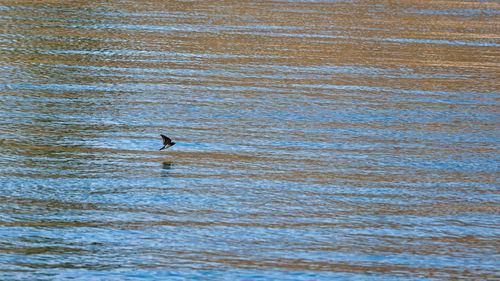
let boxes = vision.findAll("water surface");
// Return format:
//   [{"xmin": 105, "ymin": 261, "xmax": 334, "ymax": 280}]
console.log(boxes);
[{"xmin": 0, "ymin": 0, "xmax": 499, "ymax": 280}]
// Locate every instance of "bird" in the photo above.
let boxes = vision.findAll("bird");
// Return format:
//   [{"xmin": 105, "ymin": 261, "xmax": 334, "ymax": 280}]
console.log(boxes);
[{"xmin": 159, "ymin": 134, "xmax": 176, "ymax": 150}]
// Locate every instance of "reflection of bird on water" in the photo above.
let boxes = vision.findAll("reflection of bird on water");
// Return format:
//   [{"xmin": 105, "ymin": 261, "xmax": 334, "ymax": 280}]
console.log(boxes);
[
  {"xmin": 161, "ymin": 161, "xmax": 173, "ymax": 177},
  {"xmin": 159, "ymin": 134, "xmax": 175, "ymax": 150}
]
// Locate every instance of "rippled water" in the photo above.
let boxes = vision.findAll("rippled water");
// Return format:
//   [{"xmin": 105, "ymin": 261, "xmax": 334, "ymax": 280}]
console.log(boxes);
[{"xmin": 1, "ymin": 1, "xmax": 499, "ymax": 280}]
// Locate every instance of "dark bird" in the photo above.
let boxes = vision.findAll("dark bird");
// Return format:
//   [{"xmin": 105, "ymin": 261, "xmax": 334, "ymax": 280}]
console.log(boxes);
[{"xmin": 159, "ymin": 134, "xmax": 176, "ymax": 150}]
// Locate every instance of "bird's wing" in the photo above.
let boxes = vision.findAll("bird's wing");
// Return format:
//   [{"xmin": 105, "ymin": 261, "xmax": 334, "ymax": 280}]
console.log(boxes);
[{"xmin": 160, "ymin": 134, "xmax": 171, "ymax": 145}]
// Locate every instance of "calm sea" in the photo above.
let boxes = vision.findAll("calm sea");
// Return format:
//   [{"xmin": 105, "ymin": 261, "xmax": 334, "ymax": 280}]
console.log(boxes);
[{"xmin": 0, "ymin": 1, "xmax": 499, "ymax": 280}]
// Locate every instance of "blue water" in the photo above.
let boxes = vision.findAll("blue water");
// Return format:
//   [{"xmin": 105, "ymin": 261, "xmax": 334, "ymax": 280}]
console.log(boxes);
[{"xmin": 0, "ymin": 1, "xmax": 499, "ymax": 280}]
